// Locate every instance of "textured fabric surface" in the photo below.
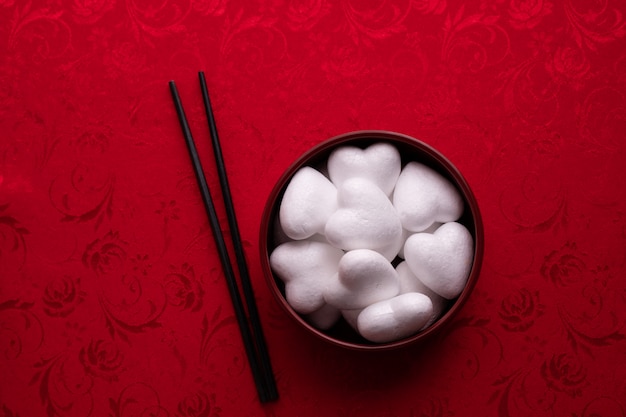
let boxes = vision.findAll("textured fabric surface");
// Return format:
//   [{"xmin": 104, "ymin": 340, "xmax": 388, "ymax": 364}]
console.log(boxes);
[{"xmin": 1, "ymin": 0, "xmax": 626, "ymax": 416}]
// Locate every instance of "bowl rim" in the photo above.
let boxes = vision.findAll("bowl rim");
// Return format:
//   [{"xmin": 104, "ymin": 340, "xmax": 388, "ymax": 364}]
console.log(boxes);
[{"xmin": 259, "ymin": 130, "xmax": 484, "ymax": 351}]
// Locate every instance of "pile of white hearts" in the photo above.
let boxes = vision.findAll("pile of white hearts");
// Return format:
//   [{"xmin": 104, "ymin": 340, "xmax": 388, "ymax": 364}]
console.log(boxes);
[{"xmin": 269, "ymin": 142, "xmax": 474, "ymax": 343}]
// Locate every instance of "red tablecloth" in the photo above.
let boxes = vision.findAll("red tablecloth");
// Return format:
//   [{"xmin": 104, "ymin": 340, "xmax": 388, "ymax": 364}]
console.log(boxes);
[{"xmin": 2, "ymin": 1, "xmax": 626, "ymax": 416}]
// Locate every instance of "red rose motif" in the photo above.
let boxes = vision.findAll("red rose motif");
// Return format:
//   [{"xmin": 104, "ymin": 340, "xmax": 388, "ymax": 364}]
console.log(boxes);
[
  {"xmin": 192, "ymin": 0, "xmax": 227, "ymax": 16},
  {"xmin": 109, "ymin": 41, "xmax": 147, "ymax": 74},
  {"xmin": 541, "ymin": 353, "xmax": 587, "ymax": 397},
  {"xmin": 341, "ymin": 0, "xmax": 411, "ymax": 41},
  {"xmin": 286, "ymin": 0, "xmax": 330, "ymax": 31},
  {"xmin": 498, "ymin": 288, "xmax": 544, "ymax": 331},
  {"xmin": 0, "ymin": 204, "xmax": 29, "ymax": 273},
  {"xmin": 156, "ymin": 200, "xmax": 180, "ymax": 224},
  {"xmin": 177, "ymin": 392, "xmax": 219, "ymax": 417},
  {"xmin": 82, "ymin": 231, "xmax": 127, "ymax": 275},
  {"xmin": 579, "ymin": 87, "xmax": 626, "ymax": 151},
  {"xmin": 71, "ymin": 0, "xmax": 115, "ymax": 24},
  {"xmin": 547, "ymin": 45, "xmax": 590, "ymax": 86},
  {"xmin": 79, "ymin": 339, "xmax": 124, "ymax": 381},
  {"xmin": 322, "ymin": 41, "xmax": 368, "ymax": 81},
  {"xmin": 165, "ymin": 264, "xmax": 204, "ymax": 312},
  {"xmin": 126, "ymin": 0, "xmax": 192, "ymax": 30},
  {"xmin": 508, "ymin": 0, "xmax": 552, "ymax": 29},
  {"xmin": 72, "ymin": 129, "xmax": 110, "ymax": 159},
  {"xmin": 42, "ymin": 276, "xmax": 85, "ymax": 317},
  {"xmin": 540, "ymin": 241, "xmax": 585, "ymax": 287},
  {"xmin": 412, "ymin": 0, "xmax": 445, "ymax": 15},
  {"xmin": 565, "ymin": 0, "xmax": 626, "ymax": 50}
]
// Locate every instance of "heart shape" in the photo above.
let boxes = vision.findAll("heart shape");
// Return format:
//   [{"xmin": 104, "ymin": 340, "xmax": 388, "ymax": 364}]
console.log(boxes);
[
  {"xmin": 393, "ymin": 162, "xmax": 464, "ymax": 232},
  {"xmin": 403, "ymin": 222, "xmax": 473, "ymax": 299},
  {"xmin": 270, "ymin": 240, "xmax": 344, "ymax": 314},
  {"xmin": 325, "ymin": 177, "xmax": 402, "ymax": 252},
  {"xmin": 328, "ymin": 142, "xmax": 401, "ymax": 196},
  {"xmin": 279, "ymin": 166, "xmax": 337, "ymax": 240},
  {"xmin": 324, "ymin": 249, "xmax": 400, "ymax": 310},
  {"xmin": 357, "ymin": 292, "xmax": 434, "ymax": 343},
  {"xmin": 397, "ymin": 222, "xmax": 441, "ymax": 259}
]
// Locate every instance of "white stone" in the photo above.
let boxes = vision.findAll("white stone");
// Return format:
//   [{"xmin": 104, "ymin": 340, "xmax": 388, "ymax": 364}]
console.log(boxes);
[{"xmin": 403, "ymin": 222, "xmax": 473, "ymax": 299}]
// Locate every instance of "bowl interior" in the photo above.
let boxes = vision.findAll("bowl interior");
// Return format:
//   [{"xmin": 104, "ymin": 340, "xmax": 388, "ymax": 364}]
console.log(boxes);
[{"xmin": 259, "ymin": 131, "xmax": 484, "ymax": 350}]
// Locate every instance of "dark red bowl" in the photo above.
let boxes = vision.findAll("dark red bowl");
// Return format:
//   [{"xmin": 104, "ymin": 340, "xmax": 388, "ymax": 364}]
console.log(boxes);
[{"xmin": 259, "ymin": 130, "xmax": 484, "ymax": 350}]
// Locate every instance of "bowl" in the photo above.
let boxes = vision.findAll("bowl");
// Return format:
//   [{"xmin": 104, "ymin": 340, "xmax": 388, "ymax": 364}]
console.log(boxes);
[{"xmin": 259, "ymin": 130, "xmax": 484, "ymax": 350}]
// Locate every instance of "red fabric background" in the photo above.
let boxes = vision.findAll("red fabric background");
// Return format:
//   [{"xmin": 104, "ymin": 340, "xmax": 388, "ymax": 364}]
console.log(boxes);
[{"xmin": 1, "ymin": 0, "xmax": 626, "ymax": 416}]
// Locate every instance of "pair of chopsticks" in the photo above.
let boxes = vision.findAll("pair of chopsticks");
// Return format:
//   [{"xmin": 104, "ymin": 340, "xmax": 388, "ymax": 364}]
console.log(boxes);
[{"xmin": 169, "ymin": 72, "xmax": 278, "ymax": 403}]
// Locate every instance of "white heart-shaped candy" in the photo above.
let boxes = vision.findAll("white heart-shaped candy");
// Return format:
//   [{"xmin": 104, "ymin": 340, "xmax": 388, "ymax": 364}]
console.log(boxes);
[
  {"xmin": 328, "ymin": 142, "xmax": 401, "ymax": 196},
  {"xmin": 279, "ymin": 167, "xmax": 337, "ymax": 240},
  {"xmin": 325, "ymin": 178, "xmax": 402, "ymax": 252},
  {"xmin": 357, "ymin": 292, "xmax": 433, "ymax": 343},
  {"xmin": 324, "ymin": 249, "xmax": 400, "ymax": 310},
  {"xmin": 397, "ymin": 222, "xmax": 441, "ymax": 259},
  {"xmin": 403, "ymin": 222, "xmax": 473, "ymax": 299},
  {"xmin": 396, "ymin": 261, "xmax": 447, "ymax": 329},
  {"xmin": 393, "ymin": 162, "xmax": 464, "ymax": 232},
  {"xmin": 270, "ymin": 240, "xmax": 344, "ymax": 314}
]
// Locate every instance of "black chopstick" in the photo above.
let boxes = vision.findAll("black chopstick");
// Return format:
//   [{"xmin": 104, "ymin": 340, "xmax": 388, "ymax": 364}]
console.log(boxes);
[
  {"xmin": 198, "ymin": 72, "xmax": 278, "ymax": 401},
  {"xmin": 169, "ymin": 80, "xmax": 275, "ymax": 403}
]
